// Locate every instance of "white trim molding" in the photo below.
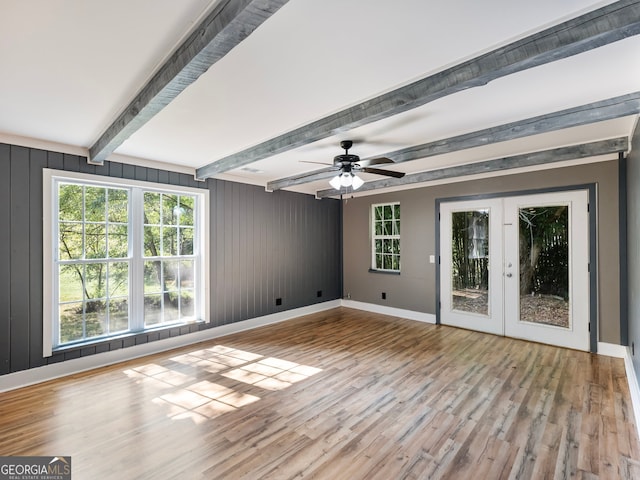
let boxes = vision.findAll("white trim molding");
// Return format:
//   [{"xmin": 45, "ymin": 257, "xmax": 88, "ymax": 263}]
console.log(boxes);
[
  {"xmin": 623, "ymin": 347, "xmax": 640, "ymax": 441},
  {"xmin": 597, "ymin": 342, "xmax": 627, "ymax": 358},
  {"xmin": 598, "ymin": 342, "xmax": 640, "ymax": 440},
  {"xmin": 0, "ymin": 300, "xmax": 341, "ymax": 393}
]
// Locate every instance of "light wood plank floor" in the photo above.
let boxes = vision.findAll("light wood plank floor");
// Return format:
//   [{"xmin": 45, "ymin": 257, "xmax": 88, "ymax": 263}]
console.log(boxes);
[{"xmin": 1, "ymin": 308, "xmax": 639, "ymax": 479}]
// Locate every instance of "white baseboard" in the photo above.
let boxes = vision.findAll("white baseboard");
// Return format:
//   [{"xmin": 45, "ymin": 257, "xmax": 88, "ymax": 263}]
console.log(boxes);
[
  {"xmin": 598, "ymin": 342, "xmax": 640, "ymax": 438},
  {"xmin": 622, "ymin": 346, "xmax": 640, "ymax": 440},
  {"xmin": 0, "ymin": 300, "xmax": 341, "ymax": 393},
  {"xmin": 341, "ymin": 300, "xmax": 436, "ymax": 324},
  {"xmin": 597, "ymin": 342, "xmax": 627, "ymax": 358}
]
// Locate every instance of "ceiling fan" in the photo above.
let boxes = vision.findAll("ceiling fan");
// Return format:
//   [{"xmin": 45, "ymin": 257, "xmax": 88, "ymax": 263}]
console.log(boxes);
[{"xmin": 325, "ymin": 140, "xmax": 405, "ymax": 190}]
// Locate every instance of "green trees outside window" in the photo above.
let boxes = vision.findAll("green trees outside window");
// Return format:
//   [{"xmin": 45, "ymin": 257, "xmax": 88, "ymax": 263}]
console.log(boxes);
[
  {"xmin": 372, "ymin": 203, "xmax": 400, "ymax": 272},
  {"xmin": 58, "ymin": 184, "xmax": 130, "ymax": 343},
  {"xmin": 55, "ymin": 180, "xmax": 202, "ymax": 348}
]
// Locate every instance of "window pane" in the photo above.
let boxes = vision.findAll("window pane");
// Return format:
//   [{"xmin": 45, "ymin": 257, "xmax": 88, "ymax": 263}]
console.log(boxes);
[
  {"xmin": 181, "ymin": 290, "xmax": 194, "ymax": 317},
  {"xmin": 163, "ymin": 261, "xmax": 179, "ymax": 291},
  {"xmin": 109, "ymin": 262, "xmax": 129, "ymax": 297},
  {"xmin": 60, "ymin": 303, "xmax": 83, "ymax": 343},
  {"xmin": 85, "ymin": 223, "xmax": 107, "ymax": 259},
  {"xmin": 109, "ymin": 299, "xmax": 128, "ymax": 333},
  {"xmin": 144, "ymin": 295, "xmax": 162, "ymax": 326},
  {"xmin": 393, "ymin": 220, "xmax": 400, "ymax": 235},
  {"xmin": 108, "ymin": 189, "xmax": 128, "ymax": 223},
  {"xmin": 383, "ymin": 221, "xmax": 392, "ymax": 236},
  {"xmin": 164, "ymin": 292, "xmax": 179, "ymax": 321},
  {"xmin": 384, "ymin": 205, "xmax": 392, "ymax": 220},
  {"xmin": 394, "ymin": 204, "xmax": 400, "ymax": 220},
  {"xmin": 375, "ymin": 239, "xmax": 383, "ymax": 254},
  {"xmin": 392, "ymin": 256, "xmax": 400, "ymax": 271},
  {"xmin": 375, "ymin": 206, "xmax": 383, "ymax": 221},
  {"xmin": 108, "ymin": 224, "xmax": 128, "ymax": 258},
  {"xmin": 392, "ymin": 239, "xmax": 400, "ymax": 255},
  {"xmin": 85, "ymin": 300, "xmax": 106, "ymax": 338},
  {"xmin": 59, "ymin": 222, "xmax": 83, "ymax": 260},
  {"xmin": 375, "ymin": 221, "xmax": 383, "ymax": 236},
  {"xmin": 376, "ymin": 254, "xmax": 383, "ymax": 269},
  {"xmin": 59, "ymin": 264, "xmax": 83, "ymax": 302},
  {"xmin": 180, "ymin": 227, "xmax": 194, "ymax": 255},
  {"xmin": 180, "ymin": 260, "xmax": 194, "ymax": 289},
  {"xmin": 59, "ymin": 184, "xmax": 83, "ymax": 221},
  {"xmin": 85, "ymin": 263, "xmax": 107, "ymax": 300},
  {"xmin": 144, "ymin": 226, "xmax": 161, "ymax": 257},
  {"xmin": 180, "ymin": 196, "xmax": 195, "ymax": 226},
  {"xmin": 144, "ymin": 261, "xmax": 162, "ymax": 293},
  {"xmin": 85, "ymin": 187, "xmax": 106, "ymax": 222},
  {"xmin": 163, "ymin": 194, "xmax": 179, "ymax": 225},
  {"xmin": 162, "ymin": 227, "xmax": 178, "ymax": 256},
  {"xmin": 383, "ymin": 255, "xmax": 392, "ymax": 270},
  {"xmin": 144, "ymin": 192, "xmax": 161, "ymax": 225},
  {"xmin": 53, "ymin": 176, "xmax": 203, "ymax": 348}
]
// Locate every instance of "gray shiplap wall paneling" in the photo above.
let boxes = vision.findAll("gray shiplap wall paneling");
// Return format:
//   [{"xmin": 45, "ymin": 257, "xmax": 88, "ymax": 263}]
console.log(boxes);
[
  {"xmin": 135, "ymin": 165, "xmax": 146, "ymax": 182},
  {"xmin": 78, "ymin": 159, "xmax": 95, "ymax": 175},
  {"xmin": 109, "ymin": 162, "xmax": 122, "ymax": 178},
  {"xmin": 0, "ymin": 144, "xmax": 10, "ymax": 374},
  {"xmin": 63, "ymin": 154, "xmax": 80, "ymax": 172},
  {"xmin": 10, "ymin": 146, "xmax": 31, "ymax": 372},
  {"xmin": 147, "ymin": 168, "xmax": 159, "ymax": 184},
  {"xmin": 158, "ymin": 170, "xmax": 168, "ymax": 184},
  {"xmin": 29, "ymin": 149, "xmax": 47, "ymax": 369},
  {"xmin": 0, "ymin": 142, "xmax": 341, "ymax": 376},
  {"xmin": 122, "ymin": 164, "xmax": 135, "ymax": 180},
  {"xmin": 47, "ymin": 151, "xmax": 63, "ymax": 170}
]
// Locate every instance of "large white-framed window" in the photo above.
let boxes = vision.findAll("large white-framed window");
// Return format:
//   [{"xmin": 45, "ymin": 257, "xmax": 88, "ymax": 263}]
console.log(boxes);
[
  {"xmin": 43, "ymin": 169, "xmax": 210, "ymax": 356},
  {"xmin": 371, "ymin": 202, "xmax": 401, "ymax": 272}
]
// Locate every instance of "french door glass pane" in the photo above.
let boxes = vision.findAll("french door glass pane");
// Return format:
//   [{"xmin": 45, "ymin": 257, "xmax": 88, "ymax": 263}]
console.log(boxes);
[
  {"xmin": 518, "ymin": 205, "xmax": 569, "ymax": 328},
  {"xmin": 451, "ymin": 210, "xmax": 489, "ymax": 315}
]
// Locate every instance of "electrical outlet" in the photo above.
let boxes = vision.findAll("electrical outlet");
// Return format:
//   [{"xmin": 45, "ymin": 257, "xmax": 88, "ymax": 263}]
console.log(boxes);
[
  {"xmin": 346, "ymin": 293, "xmax": 351, "ymax": 299},
  {"xmin": 381, "ymin": 292, "xmax": 386, "ymax": 300},
  {"xmin": 275, "ymin": 298, "xmax": 282, "ymax": 306},
  {"xmin": 317, "ymin": 290, "xmax": 322, "ymax": 298}
]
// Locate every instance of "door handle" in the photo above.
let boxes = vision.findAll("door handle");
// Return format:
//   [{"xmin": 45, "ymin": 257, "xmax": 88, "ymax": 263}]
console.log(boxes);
[{"xmin": 506, "ymin": 273, "xmax": 513, "ymax": 277}]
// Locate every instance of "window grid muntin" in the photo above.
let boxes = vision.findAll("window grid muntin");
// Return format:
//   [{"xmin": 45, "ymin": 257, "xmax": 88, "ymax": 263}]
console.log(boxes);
[
  {"xmin": 56, "ymin": 182, "xmax": 132, "ymax": 346},
  {"xmin": 142, "ymin": 191, "xmax": 198, "ymax": 327},
  {"xmin": 372, "ymin": 202, "xmax": 401, "ymax": 272},
  {"xmin": 52, "ymin": 177, "xmax": 204, "ymax": 350}
]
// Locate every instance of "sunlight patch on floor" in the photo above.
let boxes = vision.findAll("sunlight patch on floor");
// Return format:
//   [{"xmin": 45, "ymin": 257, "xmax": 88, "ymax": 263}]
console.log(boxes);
[{"xmin": 123, "ymin": 344, "xmax": 322, "ymax": 424}]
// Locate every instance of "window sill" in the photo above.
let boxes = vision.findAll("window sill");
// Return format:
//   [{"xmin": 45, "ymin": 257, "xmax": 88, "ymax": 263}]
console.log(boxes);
[
  {"xmin": 52, "ymin": 319, "xmax": 206, "ymax": 353},
  {"xmin": 368, "ymin": 269, "xmax": 401, "ymax": 275}
]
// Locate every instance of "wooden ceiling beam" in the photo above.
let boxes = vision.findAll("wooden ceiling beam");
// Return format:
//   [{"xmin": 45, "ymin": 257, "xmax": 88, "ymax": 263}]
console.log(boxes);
[
  {"xmin": 267, "ymin": 92, "xmax": 640, "ymax": 191},
  {"xmin": 197, "ymin": 0, "xmax": 640, "ymax": 179},
  {"xmin": 88, "ymin": 0, "xmax": 290, "ymax": 165},
  {"xmin": 315, "ymin": 137, "xmax": 629, "ymax": 198}
]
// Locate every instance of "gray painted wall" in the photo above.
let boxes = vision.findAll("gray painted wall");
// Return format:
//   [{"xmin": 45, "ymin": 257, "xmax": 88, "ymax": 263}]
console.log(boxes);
[
  {"xmin": 0, "ymin": 143, "xmax": 342, "ymax": 376},
  {"xmin": 627, "ymin": 121, "xmax": 640, "ymax": 384},
  {"xmin": 343, "ymin": 160, "xmax": 621, "ymax": 344}
]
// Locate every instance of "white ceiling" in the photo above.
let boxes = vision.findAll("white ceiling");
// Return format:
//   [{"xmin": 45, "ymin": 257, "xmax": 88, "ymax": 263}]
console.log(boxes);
[{"xmin": 1, "ymin": 0, "xmax": 638, "ymax": 196}]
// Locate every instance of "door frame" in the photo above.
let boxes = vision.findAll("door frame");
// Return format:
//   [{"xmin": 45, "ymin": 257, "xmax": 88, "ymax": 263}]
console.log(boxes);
[{"xmin": 435, "ymin": 183, "xmax": 597, "ymax": 352}]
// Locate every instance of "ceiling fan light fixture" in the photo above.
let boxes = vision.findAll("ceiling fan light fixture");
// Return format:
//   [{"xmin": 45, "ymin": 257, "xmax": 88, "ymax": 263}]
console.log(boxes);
[
  {"xmin": 329, "ymin": 175, "xmax": 342, "ymax": 190},
  {"xmin": 351, "ymin": 174, "xmax": 364, "ymax": 190},
  {"xmin": 340, "ymin": 173, "xmax": 353, "ymax": 187}
]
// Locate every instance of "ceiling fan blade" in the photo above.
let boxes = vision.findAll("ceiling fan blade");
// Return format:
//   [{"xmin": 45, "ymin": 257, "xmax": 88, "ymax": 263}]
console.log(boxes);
[
  {"xmin": 361, "ymin": 167, "xmax": 405, "ymax": 178},
  {"xmin": 358, "ymin": 156, "xmax": 394, "ymax": 167}
]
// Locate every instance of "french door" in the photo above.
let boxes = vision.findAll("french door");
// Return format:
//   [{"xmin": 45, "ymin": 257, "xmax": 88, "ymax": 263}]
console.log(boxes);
[{"xmin": 439, "ymin": 190, "xmax": 590, "ymax": 351}]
